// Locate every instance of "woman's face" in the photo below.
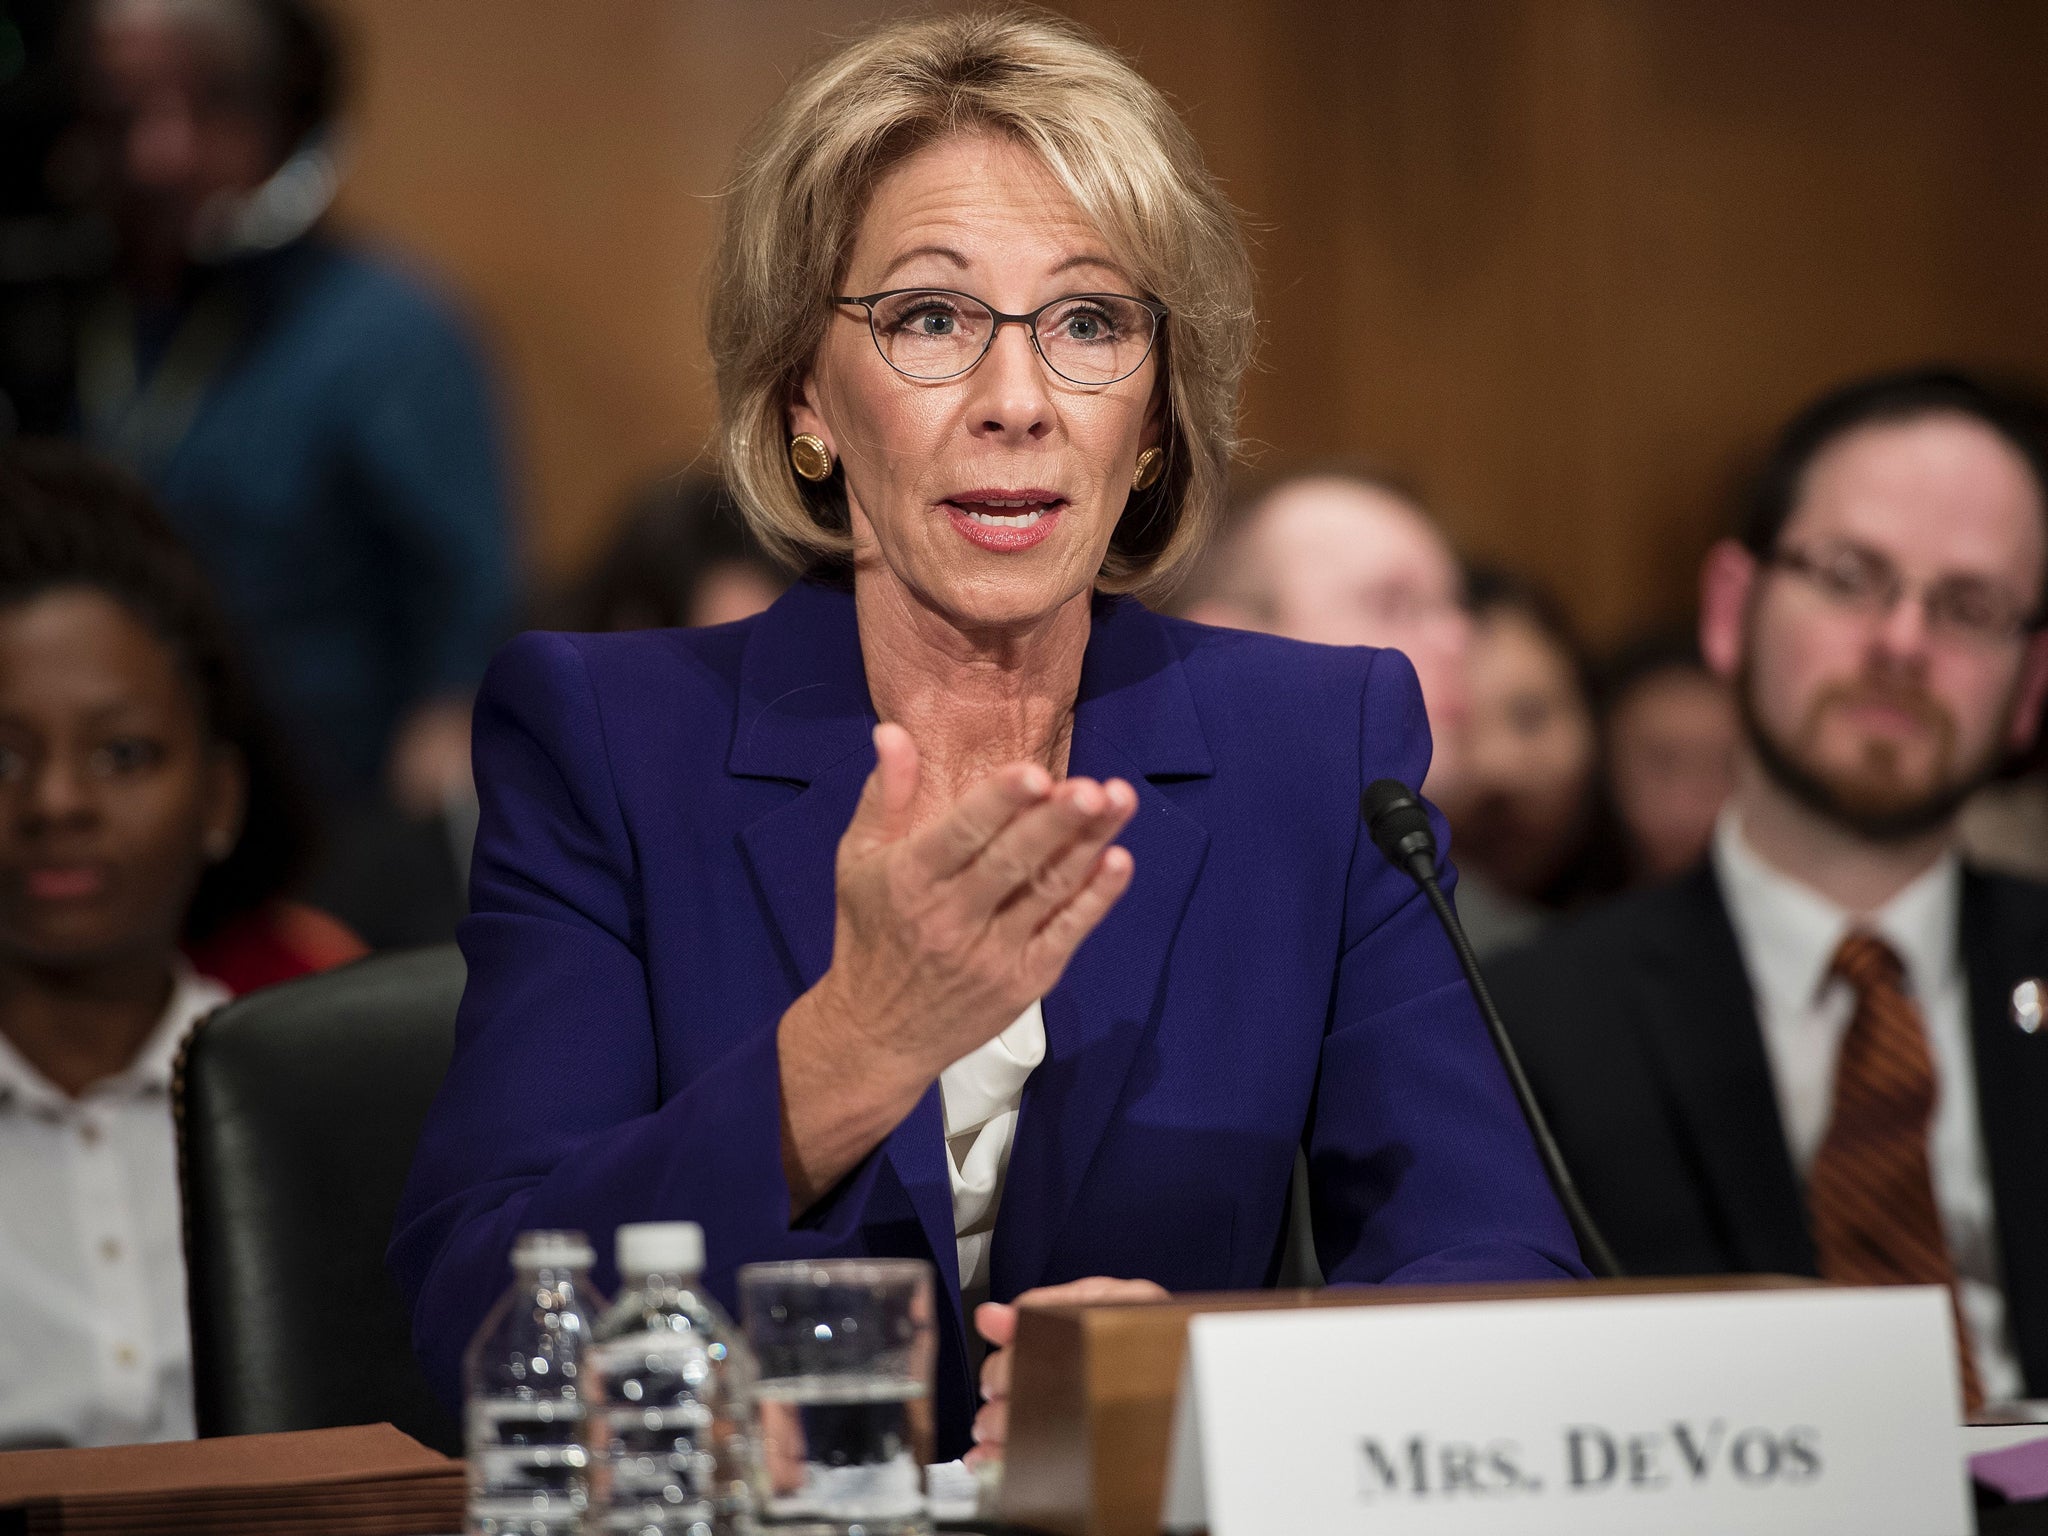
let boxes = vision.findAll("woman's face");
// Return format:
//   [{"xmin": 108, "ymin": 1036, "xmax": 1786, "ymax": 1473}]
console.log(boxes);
[
  {"xmin": 1451, "ymin": 606, "xmax": 1598, "ymax": 899},
  {"xmin": 0, "ymin": 588, "xmax": 243, "ymax": 972},
  {"xmin": 1607, "ymin": 665, "xmax": 1737, "ymax": 882},
  {"xmin": 791, "ymin": 131, "xmax": 1162, "ymax": 633}
]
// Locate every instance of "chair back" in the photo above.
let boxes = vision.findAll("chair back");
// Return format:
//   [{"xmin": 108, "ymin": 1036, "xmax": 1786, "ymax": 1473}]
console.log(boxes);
[{"xmin": 174, "ymin": 945, "xmax": 464, "ymax": 1454}]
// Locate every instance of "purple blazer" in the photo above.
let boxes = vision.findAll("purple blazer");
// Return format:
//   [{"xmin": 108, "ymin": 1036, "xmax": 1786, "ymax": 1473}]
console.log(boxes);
[{"xmin": 390, "ymin": 580, "xmax": 1583, "ymax": 1456}]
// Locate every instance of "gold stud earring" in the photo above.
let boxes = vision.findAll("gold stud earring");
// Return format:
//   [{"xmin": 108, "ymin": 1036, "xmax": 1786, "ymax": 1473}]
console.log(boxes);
[
  {"xmin": 1132, "ymin": 447, "xmax": 1164, "ymax": 492},
  {"xmin": 789, "ymin": 434, "xmax": 834, "ymax": 483}
]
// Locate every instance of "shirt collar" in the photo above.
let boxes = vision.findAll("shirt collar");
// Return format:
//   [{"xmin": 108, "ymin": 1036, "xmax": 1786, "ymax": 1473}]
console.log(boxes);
[
  {"xmin": 123, "ymin": 963, "xmax": 232, "ymax": 1093},
  {"xmin": 0, "ymin": 962, "xmax": 231, "ymax": 1112},
  {"xmin": 1712, "ymin": 805, "xmax": 1961, "ymax": 1004},
  {"xmin": 1869, "ymin": 840, "xmax": 1962, "ymax": 1002}
]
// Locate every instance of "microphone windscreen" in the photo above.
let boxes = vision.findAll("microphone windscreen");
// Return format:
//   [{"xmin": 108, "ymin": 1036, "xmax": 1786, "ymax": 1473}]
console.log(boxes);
[{"xmin": 1361, "ymin": 778, "xmax": 1438, "ymax": 870}]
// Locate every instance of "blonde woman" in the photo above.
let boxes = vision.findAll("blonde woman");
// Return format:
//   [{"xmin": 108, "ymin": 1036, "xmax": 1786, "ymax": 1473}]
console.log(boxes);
[{"xmin": 394, "ymin": 9, "xmax": 1582, "ymax": 1462}]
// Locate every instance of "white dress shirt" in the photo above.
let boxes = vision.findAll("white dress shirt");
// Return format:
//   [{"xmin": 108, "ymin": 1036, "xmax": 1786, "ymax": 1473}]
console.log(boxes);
[
  {"xmin": 0, "ymin": 965, "xmax": 229, "ymax": 1447},
  {"xmin": 939, "ymin": 1001, "xmax": 1045, "ymax": 1314},
  {"xmin": 1713, "ymin": 810, "xmax": 2022, "ymax": 1404}
]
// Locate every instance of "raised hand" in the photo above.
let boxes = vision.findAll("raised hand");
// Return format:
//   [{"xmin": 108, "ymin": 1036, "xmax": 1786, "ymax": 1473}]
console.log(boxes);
[{"xmin": 777, "ymin": 722, "xmax": 1137, "ymax": 1212}]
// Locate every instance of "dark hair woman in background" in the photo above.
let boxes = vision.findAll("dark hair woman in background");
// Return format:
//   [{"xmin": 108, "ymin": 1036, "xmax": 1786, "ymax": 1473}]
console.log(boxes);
[
  {"xmin": 559, "ymin": 475, "xmax": 787, "ymax": 633},
  {"xmin": 1598, "ymin": 631, "xmax": 1738, "ymax": 886},
  {"xmin": 1441, "ymin": 565, "xmax": 1625, "ymax": 950},
  {"xmin": 0, "ymin": 443, "xmax": 360, "ymax": 1448}
]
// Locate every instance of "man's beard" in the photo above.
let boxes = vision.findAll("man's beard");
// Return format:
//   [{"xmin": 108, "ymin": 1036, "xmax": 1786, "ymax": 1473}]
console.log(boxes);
[{"xmin": 1739, "ymin": 663, "xmax": 2013, "ymax": 842}]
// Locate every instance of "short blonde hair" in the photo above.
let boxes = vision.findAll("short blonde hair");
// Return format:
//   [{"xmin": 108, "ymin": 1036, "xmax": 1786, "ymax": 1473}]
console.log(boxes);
[{"xmin": 706, "ymin": 8, "xmax": 1256, "ymax": 602}]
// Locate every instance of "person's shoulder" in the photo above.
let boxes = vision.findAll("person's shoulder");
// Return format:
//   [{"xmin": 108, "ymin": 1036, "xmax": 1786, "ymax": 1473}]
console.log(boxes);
[
  {"xmin": 184, "ymin": 901, "xmax": 368, "ymax": 995},
  {"xmin": 1142, "ymin": 609, "xmax": 1428, "ymax": 786},
  {"xmin": 1117, "ymin": 607, "xmax": 1442, "ymax": 810},
  {"xmin": 289, "ymin": 238, "xmax": 448, "ymax": 308},
  {"xmin": 272, "ymin": 237, "xmax": 481, "ymax": 354},
  {"xmin": 475, "ymin": 624, "xmax": 759, "ymax": 800},
  {"xmin": 1961, "ymin": 862, "xmax": 2048, "ymax": 947},
  {"xmin": 483, "ymin": 621, "xmax": 751, "ymax": 716},
  {"xmin": 1486, "ymin": 867, "xmax": 1722, "ymax": 994},
  {"xmin": 1964, "ymin": 862, "xmax": 2048, "ymax": 908},
  {"xmin": 1149, "ymin": 609, "xmax": 1401, "ymax": 718},
  {"xmin": 1153, "ymin": 609, "xmax": 1380, "ymax": 678}
]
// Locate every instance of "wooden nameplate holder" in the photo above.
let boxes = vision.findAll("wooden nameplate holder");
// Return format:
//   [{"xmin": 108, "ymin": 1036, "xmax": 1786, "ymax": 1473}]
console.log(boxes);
[{"xmin": 997, "ymin": 1275, "xmax": 1819, "ymax": 1536}]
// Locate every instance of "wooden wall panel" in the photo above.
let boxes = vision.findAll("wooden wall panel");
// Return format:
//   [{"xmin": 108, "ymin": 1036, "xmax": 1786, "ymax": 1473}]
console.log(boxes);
[
  {"xmin": 326, "ymin": 0, "xmax": 874, "ymax": 578},
  {"xmin": 323, "ymin": 0, "xmax": 2048, "ymax": 645}
]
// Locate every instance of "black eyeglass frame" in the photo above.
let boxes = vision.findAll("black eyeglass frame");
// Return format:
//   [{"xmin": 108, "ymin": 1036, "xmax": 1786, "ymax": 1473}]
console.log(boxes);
[
  {"xmin": 1764, "ymin": 542, "xmax": 2048, "ymax": 643},
  {"xmin": 830, "ymin": 287, "xmax": 1169, "ymax": 386}
]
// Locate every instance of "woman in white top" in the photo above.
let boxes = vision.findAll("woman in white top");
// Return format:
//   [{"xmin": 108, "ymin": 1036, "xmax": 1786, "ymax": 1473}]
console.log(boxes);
[{"xmin": 0, "ymin": 445, "xmax": 347, "ymax": 1447}]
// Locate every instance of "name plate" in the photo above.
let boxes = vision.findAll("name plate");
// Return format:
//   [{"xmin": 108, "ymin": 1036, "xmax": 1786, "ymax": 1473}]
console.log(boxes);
[{"xmin": 1161, "ymin": 1285, "xmax": 1969, "ymax": 1535}]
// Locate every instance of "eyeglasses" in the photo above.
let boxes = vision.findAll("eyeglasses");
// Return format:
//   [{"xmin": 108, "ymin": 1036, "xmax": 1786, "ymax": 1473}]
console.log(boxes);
[
  {"xmin": 1766, "ymin": 542, "xmax": 2042, "ymax": 646},
  {"xmin": 831, "ymin": 288, "xmax": 1167, "ymax": 386}
]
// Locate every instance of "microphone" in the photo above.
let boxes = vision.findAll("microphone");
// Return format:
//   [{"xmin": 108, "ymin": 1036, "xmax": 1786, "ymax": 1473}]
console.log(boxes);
[{"xmin": 1361, "ymin": 779, "xmax": 1623, "ymax": 1279}]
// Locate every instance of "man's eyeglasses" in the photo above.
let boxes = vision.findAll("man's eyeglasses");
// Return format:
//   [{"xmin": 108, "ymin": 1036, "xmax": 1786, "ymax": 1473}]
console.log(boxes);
[
  {"xmin": 831, "ymin": 288, "xmax": 1166, "ymax": 386},
  {"xmin": 1766, "ymin": 542, "xmax": 2042, "ymax": 646}
]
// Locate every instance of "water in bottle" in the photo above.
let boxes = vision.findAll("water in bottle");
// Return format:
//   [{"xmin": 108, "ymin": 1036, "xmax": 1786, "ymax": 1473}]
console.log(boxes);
[
  {"xmin": 464, "ymin": 1229, "xmax": 602, "ymax": 1535},
  {"xmin": 589, "ymin": 1221, "xmax": 760, "ymax": 1535}
]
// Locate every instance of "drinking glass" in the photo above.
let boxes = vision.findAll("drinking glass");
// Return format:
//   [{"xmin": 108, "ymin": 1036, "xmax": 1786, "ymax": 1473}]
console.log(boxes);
[{"xmin": 738, "ymin": 1258, "xmax": 937, "ymax": 1536}]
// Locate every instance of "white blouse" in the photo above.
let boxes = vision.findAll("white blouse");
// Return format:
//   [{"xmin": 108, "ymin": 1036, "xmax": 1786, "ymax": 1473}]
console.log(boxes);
[
  {"xmin": 0, "ymin": 965, "xmax": 229, "ymax": 1447},
  {"xmin": 938, "ymin": 1002, "xmax": 1045, "ymax": 1306}
]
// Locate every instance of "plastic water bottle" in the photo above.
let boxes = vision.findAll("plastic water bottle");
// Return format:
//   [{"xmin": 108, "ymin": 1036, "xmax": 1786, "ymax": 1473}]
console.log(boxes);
[
  {"xmin": 464, "ymin": 1229, "xmax": 602, "ymax": 1535},
  {"xmin": 589, "ymin": 1221, "xmax": 759, "ymax": 1535}
]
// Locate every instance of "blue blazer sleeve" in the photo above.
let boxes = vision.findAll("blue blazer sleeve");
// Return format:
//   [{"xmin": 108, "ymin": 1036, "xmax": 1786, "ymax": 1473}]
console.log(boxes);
[
  {"xmin": 1311, "ymin": 648, "xmax": 1587, "ymax": 1284},
  {"xmin": 387, "ymin": 632, "xmax": 885, "ymax": 1404}
]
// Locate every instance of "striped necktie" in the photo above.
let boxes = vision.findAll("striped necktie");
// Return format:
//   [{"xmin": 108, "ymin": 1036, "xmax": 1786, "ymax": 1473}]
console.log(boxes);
[{"xmin": 1806, "ymin": 929, "xmax": 1984, "ymax": 1415}]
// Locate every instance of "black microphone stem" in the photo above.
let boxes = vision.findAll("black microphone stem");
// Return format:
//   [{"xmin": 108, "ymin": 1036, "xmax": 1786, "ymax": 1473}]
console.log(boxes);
[{"xmin": 1413, "ymin": 866, "xmax": 1624, "ymax": 1279}]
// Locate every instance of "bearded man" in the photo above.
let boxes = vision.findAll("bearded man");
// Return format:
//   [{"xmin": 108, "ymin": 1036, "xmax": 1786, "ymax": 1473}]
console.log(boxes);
[{"xmin": 1488, "ymin": 368, "xmax": 2048, "ymax": 1415}]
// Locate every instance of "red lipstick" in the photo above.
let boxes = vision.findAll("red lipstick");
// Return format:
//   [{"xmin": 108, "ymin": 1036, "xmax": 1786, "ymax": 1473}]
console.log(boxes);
[{"xmin": 942, "ymin": 489, "xmax": 1066, "ymax": 553}]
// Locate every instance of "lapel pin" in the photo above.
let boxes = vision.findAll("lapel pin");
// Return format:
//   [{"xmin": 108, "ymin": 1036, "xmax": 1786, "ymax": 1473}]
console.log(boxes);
[{"xmin": 2011, "ymin": 979, "xmax": 2045, "ymax": 1035}]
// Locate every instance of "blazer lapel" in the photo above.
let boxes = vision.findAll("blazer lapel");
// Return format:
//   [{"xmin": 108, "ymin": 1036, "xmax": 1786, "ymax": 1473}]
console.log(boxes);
[
  {"xmin": 736, "ymin": 752, "xmax": 859, "ymax": 993},
  {"xmin": 1631, "ymin": 864, "xmax": 1817, "ymax": 1275},
  {"xmin": 990, "ymin": 598, "xmax": 1213, "ymax": 1298},
  {"xmin": 730, "ymin": 581, "xmax": 875, "ymax": 998},
  {"xmin": 727, "ymin": 590, "xmax": 1217, "ymax": 1307},
  {"xmin": 728, "ymin": 583, "xmax": 959, "ymax": 1303},
  {"xmin": 1959, "ymin": 871, "xmax": 2048, "ymax": 1395}
]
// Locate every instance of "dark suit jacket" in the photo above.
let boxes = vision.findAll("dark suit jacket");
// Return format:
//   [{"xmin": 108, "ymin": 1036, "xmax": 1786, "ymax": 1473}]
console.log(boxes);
[
  {"xmin": 391, "ymin": 581, "xmax": 1582, "ymax": 1457},
  {"xmin": 1486, "ymin": 860, "xmax": 2048, "ymax": 1395}
]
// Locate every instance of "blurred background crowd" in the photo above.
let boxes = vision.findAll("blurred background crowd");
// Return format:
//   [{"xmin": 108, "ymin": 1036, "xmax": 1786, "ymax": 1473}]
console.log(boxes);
[
  {"xmin": 5, "ymin": 0, "xmax": 2048, "ymax": 1447},
  {"xmin": 11, "ymin": 0, "xmax": 2046, "ymax": 974}
]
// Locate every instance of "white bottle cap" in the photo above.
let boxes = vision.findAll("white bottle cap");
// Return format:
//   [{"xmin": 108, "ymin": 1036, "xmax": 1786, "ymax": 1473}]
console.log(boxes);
[
  {"xmin": 511, "ymin": 1229, "xmax": 595, "ymax": 1271},
  {"xmin": 617, "ymin": 1221, "xmax": 705, "ymax": 1277}
]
